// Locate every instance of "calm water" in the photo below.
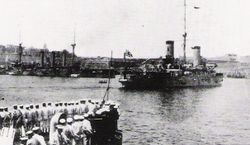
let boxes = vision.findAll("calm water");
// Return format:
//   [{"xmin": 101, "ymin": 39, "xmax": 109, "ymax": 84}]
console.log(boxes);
[{"xmin": 0, "ymin": 75, "xmax": 250, "ymax": 145}]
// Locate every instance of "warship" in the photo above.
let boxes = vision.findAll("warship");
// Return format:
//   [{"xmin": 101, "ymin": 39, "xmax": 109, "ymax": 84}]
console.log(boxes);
[{"xmin": 119, "ymin": 41, "xmax": 223, "ymax": 89}]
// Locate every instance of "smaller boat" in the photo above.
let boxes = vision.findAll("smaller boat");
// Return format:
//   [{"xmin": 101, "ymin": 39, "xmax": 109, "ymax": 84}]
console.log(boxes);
[
  {"xmin": 7, "ymin": 70, "xmax": 22, "ymax": 76},
  {"xmin": 99, "ymin": 80, "xmax": 108, "ymax": 84},
  {"xmin": 227, "ymin": 71, "xmax": 246, "ymax": 79},
  {"xmin": 70, "ymin": 73, "xmax": 80, "ymax": 78}
]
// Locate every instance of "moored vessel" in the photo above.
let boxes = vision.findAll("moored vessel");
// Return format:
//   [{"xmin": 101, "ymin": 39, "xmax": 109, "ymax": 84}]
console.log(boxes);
[{"xmin": 119, "ymin": 42, "xmax": 223, "ymax": 89}]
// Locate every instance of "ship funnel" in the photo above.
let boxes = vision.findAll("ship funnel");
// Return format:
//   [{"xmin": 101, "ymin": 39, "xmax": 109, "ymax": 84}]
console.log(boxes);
[
  {"xmin": 62, "ymin": 51, "xmax": 67, "ymax": 67},
  {"xmin": 51, "ymin": 51, "xmax": 56, "ymax": 68},
  {"xmin": 18, "ymin": 43, "xmax": 23, "ymax": 63},
  {"xmin": 192, "ymin": 46, "xmax": 201, "ymax": 66},
  {"xmin": 40, "ymin": 50, "xmax": 45, "ymax": 67},
  {"xmin": 166, "ymin": 41, "xmax": 174, "ymax": 58},
  {"xmin": 165, "ymin": 40, "xmax": 174, "ymax": 64}
]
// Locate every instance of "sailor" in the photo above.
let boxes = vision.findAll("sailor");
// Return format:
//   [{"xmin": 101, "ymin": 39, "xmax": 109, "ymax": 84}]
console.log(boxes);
[
  {"xmin": 29, "ymin": 104, "xmax": 36, "ymax": 128},
  {"xmin": 32, "ymin": 126, "xmax": 46, "ymax": 145},
  {"xmin": 51, "ymin": 124, "xmax": 71, "ymax": 145},
  {"xmin": 63, "ymin": 118, "xmax": 78, "ymax": 144},
  {"xmin": 20, "ymin": 136, "xmax": 28, "ymax": 145},
  {"xmin": 47, "ymin": 102, "xmax": 54, "ymax": 119},
  {"xmin": 72, "ymin": 115, "xmax": 84, "ymax": 145},
  {"xmin": 87, "ymin": 101, "xmax": 95, "ymax": 116},
  {"xmin": 3, "ymin": 107, "xmax": 11, "ymax": 127},
  {"xmin": 34, "ymin": 105, "xmax": 42, "ymax": 126},
  {"xmin": 79, "ymin": 100, "xmax": 87, "ymax": 115},
  {"xmin": 63, "ymin": 103, "xmax": 68, "ymax": 116},
  {"xmin": 0, "ymin": 107, "xmax": 4, "ymax": 128},
  {"xmin": 108, "ymin": 104, "xmax": 119, "ymax": 133},
  {"xmin": 81, "ymin": 114, "xmax": 92, "ymax": 144},
  {"xmin": 26, "ymin": 130, "xmax": 46, "ymax": 145},
  {"xmin": 72, "ymin": 103, "xmax": 77, "ymax": 116},
  {"xmin": 75, "ymin": 102, "xmax": 81, "ymax": 115},
  {"xmin": 54, "ymin": 103, "xmax": 59, "ymax": 114},
  {"xmin": 41, "ymin": 103, "xmax": 48, "ymax": 133},
  {"xmin": 67, "ymin": 103, "xmax": 74, "ymax": 117},
  {"xmin": 59, "ymin": 103, "xmax": 64, "ymax": 113},
  {"xmin": 25, "ymin": 106, "xmax": 32, "ymax": 130},
  {"xmin": 12, "ymin": 105, "xmax": 20, "ymax": 128}
]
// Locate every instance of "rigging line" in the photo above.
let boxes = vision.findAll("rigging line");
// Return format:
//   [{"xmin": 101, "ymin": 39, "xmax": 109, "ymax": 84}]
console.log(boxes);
[{"xmin": 102, "ymin": 50, "xmax": 113, "ymax": 101}]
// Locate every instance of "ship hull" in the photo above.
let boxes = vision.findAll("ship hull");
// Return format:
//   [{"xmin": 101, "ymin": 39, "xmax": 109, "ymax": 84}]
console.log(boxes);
[{"xmin": 119, "ymin": 73, "xmax": 223, "ymax": 89}]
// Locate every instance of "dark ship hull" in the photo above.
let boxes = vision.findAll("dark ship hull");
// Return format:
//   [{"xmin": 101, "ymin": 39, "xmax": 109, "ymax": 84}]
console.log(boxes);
[{"xmin": 119, "ymin": 71, "xmax": 223, "ymax": 89}]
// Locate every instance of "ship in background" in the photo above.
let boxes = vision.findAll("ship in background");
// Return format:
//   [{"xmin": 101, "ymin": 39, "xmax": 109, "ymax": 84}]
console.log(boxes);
[
  {"xmin": 119, "ymin": 41, "xmax": 223, "ymax": 89},
  {"xmin": 119, "ymin": 0, "xmax": 223, "ymax": 89}
]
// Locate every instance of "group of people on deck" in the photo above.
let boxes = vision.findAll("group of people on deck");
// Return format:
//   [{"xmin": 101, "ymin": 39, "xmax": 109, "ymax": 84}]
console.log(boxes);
[{"xmin": 0, "ymin": 99, "xmax": 120, "ymax": 145}]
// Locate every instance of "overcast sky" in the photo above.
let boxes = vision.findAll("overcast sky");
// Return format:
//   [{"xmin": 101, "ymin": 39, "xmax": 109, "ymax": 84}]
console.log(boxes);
[{"xmin": 0, "ymin": 0, "xmax": 249, "ymax": 58}]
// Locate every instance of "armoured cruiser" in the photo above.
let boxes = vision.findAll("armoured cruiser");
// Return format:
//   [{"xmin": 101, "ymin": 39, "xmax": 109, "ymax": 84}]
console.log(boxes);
[
  {"xmin": 119, "ymin": 41, "xmax": 223, "ymax": 89},
  {"xmin": 119, "ymin": 0, "xmax": 223, "ymax": 89}
]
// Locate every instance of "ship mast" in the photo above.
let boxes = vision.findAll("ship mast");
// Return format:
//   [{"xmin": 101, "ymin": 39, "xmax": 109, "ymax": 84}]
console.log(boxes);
[{"xmin": 183, "ymin": 0, "xmax": 187, "ymax": 64}]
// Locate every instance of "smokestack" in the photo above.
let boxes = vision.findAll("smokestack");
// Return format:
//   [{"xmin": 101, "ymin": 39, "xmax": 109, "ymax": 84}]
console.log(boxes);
[
  {"xmin": 62, "ymin": 51, "xmax": 67, "ymax": 67},
  {"xmin": 165, "ymin": 40, "xmax": 174, "ymax": 64},
  {"xmin": 192, "ymin": 46, "xmax": 201, "ymax": 67},
  {"xmin": 40, "ymin": 50, "xmax": 45, "ymax": 67},
  {"xmin": 18, "ymin": 43, "xmax": 23, "ymax": 63},
  {"xmin": 166, "ymin": 41, "xmax": 174, "ymax": 58},
  {"xmin": 51, "ymin": 51, "xmax": 56, "ymax": 68}
]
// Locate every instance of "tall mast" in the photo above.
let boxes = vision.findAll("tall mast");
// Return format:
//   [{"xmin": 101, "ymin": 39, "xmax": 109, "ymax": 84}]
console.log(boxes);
[{"xmin": 183, "ymin": 0, "xmax": 187, "ymax": 63}]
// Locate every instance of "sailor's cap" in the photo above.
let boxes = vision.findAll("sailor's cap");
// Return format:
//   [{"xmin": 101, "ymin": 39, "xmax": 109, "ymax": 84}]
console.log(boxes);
[
  {"xmin": 32, "ymin": 127, "xmax": 40, "ymax": 131},
  {"xmin": 83, "ymin": 113, "xmax": 89, "ymax": 118},
  {"xmin": 110, "ymin": 103, "xmax": 116, "ymax": 107},
  {"xmin": 95, "ymin": 110, "xmax": 102, "ymax": 115},
  {"xmin": 56, "ymin": 124, "xmax": 64, "ymax": 129},
  {"xmin": 78, "ymin": 116, "xmax": 84, "ymax": 121},
  {"xmin": 59, "ymin": 119, "xmax": 66, "ymax": 124},
  {"xmin": 26, "ymin": 130, "xmax": 33, "ymax": 135},
  {"xmin": 20, "ymin": 136, "xmax": 28, "ymax": 141},
  {"xmin": 73, "ymin": 115, "xmax": 79, "ymax": 120},
  {"xmin": 67, "ymin": 118, "xmax": 73, "ymax": 123}
]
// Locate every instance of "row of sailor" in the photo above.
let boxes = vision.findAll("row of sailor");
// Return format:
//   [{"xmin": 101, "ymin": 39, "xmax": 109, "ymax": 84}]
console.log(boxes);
[{"xmin": 0, "ymin": 99, "xmax": 104, "ymax": 131}]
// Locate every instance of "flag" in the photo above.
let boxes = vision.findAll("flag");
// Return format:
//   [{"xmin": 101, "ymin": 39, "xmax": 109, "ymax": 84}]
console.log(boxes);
[{"xmin": 124, "ymin": 50, "xmax": 133, "ymax": 57}]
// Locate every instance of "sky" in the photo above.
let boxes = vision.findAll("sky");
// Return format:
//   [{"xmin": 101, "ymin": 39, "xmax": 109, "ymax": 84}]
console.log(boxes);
[{"xmin": 0, "ymin": 0, "xmax": 249, "ymax": 58}]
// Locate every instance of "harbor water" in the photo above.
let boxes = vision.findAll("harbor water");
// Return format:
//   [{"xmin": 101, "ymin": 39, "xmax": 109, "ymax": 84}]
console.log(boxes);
[{"xmin": 0, "ymin": 75, "xmax": 250, "ymax": 144}]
